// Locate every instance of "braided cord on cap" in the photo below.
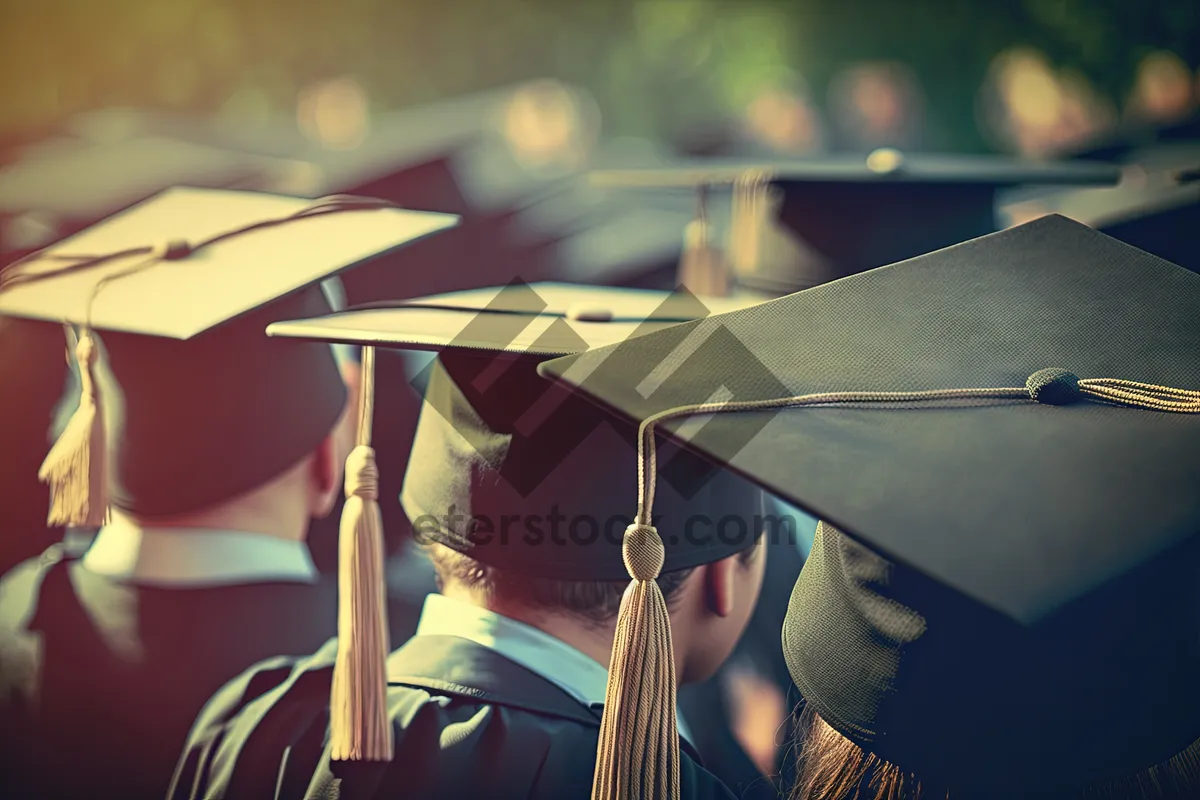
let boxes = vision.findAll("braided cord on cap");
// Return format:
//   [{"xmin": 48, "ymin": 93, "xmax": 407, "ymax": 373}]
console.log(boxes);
[{"xmin": 330, "ymin": 345, "xmax": 393, "ymax": 761}]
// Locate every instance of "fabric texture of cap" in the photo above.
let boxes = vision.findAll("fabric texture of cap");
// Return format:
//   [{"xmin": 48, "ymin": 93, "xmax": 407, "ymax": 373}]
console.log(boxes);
[
  {"xmin": 268, "ymin": 280, "xmax": 766, "ymax": 580},
  {"xmin": 538, "ymin": 214, "xmax": 1200, "ymax": 794}
]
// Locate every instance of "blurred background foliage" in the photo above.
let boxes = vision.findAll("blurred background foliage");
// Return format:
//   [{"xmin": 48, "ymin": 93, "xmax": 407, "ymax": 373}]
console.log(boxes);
[{"xmin": 0, "ymin": 0, "xmax": 1197, "ymax": 155}]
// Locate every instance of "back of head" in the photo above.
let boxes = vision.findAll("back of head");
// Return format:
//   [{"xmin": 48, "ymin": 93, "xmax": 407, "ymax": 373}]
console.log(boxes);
[
  {"xmin": 785, "ymin": 522, "xmax": 1200, "ymax": 800},
  {"xmin": 97, "ymin": 285, "xmax": 346, "ymax": 517}
]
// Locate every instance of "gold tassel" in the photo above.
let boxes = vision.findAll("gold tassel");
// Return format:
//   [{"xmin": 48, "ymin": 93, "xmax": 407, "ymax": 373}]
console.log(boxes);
[
  {"xmin": 676, "ymin": 184, "xmax": 731, "ymax": 298},
  {"xmin": 38, "ymin": 327, "xmax": 109, "ymax": 528},
  {"xmin": 728, "ymin": 170, "xmax": 773, "ymax": 282},
  {"xmin": 591, "ymin": 523, "xmax": 681, "ymax": 800},
  {"xmin": 329, "ymin": 345, "xmax": 393, "ymax": 761}
]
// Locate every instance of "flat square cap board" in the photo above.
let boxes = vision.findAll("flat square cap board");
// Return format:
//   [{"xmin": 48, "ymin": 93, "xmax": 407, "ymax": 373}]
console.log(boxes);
[
  {"xmin": 591, "ymin": 151, "xmax": 1122, "ymax": 292},
  {"xmin": 537, "ymin": 214, "xmax": 1200, "ymax": 625},
  {"xmin": 0, "ymin": 135, "xmax": 301, "ymax": 221},
  {"xmin": 0, "ymin": 186, "xmax": 459, "ymax": 338},
  {"xmin": 537, "ymin": 215, "xmax": 1200, "ymax": 792},
  {"xmin": 267, "ymin": 281, "xmax": 758, "ymax": 355}
]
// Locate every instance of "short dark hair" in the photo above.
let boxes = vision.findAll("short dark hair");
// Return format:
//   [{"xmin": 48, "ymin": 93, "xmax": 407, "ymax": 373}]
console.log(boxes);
[
  {"xmin": 789, "ymin": 703, "xmax": 1200, "ymax": 800},
  {"xmin": 423, "ymin": 533, "xmax": 762, "ymax": 628}
]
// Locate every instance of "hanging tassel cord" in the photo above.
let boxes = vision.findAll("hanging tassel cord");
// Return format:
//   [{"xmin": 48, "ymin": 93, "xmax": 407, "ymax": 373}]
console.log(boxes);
[
  {"xmin": 330, "ymin": 345, "xmax": 393, "ymax": 762},
  {"xmin": 37, "ymin": 327, "xmax": 110, "ymax": 527},
  {"xmin": 729, "ymin": 169, "xmax": 773, "ymax": 273}
]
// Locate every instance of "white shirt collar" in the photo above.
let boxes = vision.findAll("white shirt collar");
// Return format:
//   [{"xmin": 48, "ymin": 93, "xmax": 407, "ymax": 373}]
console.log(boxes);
[
  {"xmin": 81, "ymin": 515, "xmax": 318, "ymax": 588},
  {"xmin": 414, "ymin": 594, "xmax": 695, "ymax": 743}
]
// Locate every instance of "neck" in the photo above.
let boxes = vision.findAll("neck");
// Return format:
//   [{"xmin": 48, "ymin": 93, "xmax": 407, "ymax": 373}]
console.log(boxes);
[
  {"xmin": 445, "ymin": 586, "xmax": 691, "ymax": 682},
  {"xmin": 121, "ymin": 472, "xmax": 310, "ymax": 542}
]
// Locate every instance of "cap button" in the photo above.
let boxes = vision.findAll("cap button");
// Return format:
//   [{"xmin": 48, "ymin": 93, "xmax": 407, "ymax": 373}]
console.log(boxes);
[
  {"xmin": 1026, "ymin": 368, "xmax": 1082, "ymax": 405},
  {"xmin": 566, "ymin": 305, "xmax": 614, "ymax": 322},
  {"xmin": 154, "ymin": 239, "xmax": 193, "ymax": 261},
  {"xmin": 866, "ymin": 147, "xmax": 905, "ymax": 175}
]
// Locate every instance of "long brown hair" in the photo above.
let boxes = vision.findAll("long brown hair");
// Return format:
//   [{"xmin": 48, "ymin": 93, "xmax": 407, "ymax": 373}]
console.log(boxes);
[{"xmin": 789, "ymin": 704, "xmax": 1200, "ymax": 800}]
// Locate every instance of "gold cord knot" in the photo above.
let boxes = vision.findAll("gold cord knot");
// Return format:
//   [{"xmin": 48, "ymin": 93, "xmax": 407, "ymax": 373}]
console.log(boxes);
[
  {"xmin": 344, "ymin": 445, "xmax": 379, "ymax": 500},
  {"xmin": 623, "ymin": 524, "xmax": 665, "ymax": 581},
  {"xmin": 153, "ymin": 239, "xmax": 193, "ymax": 261},
  {"xmin": 74, "ymin": 333, "xmax": 97, "ymax": 369}
]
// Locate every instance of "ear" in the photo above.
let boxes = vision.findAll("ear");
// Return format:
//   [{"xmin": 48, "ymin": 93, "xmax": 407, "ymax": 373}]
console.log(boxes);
[
  {"xmin": 703, "ymin": 553, "xmax": 739, "ymax": 618},
  {"xmin": 309, "ymin": 432, "xmax": 343, "ymax": 518},
  {"xmin": 310, "ymin": 359, "xmax": 359, "ymax": 519}
]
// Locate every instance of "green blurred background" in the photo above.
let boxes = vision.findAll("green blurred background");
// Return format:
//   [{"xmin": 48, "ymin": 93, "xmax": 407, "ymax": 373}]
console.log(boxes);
[{"xmin": 2, "ymin": 0, "xmax": 1197, "ymax": 155}]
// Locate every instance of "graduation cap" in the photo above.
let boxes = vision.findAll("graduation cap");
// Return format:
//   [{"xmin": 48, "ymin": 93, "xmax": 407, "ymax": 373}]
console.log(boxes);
[
  {"xmin": 1002, "ymin": 171, "xmax": 1200, "ymax": 275},
  {"xmin": 0, "ymin": 135, "xmax": 305, "ymax": 259},
  {"xmin": 538, "ymin": 216, "xmax": 1200, "ymax": 798},
  {"xmin": 591, "ymin": 150, "xmax": 1121, "ymax": 294},
  {"xmin": 0, "ymin": 186, "xmax": 457, "ymax": 527},
  {"xmin": 1059, "ymin": 112, "xmax": 1200, "ymax": 163},
  {"xmin": 265, "ymin": 280, "xmax": 767, "ymax": 763}
]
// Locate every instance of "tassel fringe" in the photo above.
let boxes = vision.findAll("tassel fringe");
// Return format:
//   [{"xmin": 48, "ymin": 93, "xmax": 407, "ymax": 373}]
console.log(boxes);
[
  {"xmin": 38, "ymin": 329, "xmax": 109, "ymax": 527},
  {"xmin": 591, "ymin": 524, "xmax": 680, "ymax": 800},
  {"xmin": 329, "ymin": 346, "xmax": 393, "ymax": 761}
]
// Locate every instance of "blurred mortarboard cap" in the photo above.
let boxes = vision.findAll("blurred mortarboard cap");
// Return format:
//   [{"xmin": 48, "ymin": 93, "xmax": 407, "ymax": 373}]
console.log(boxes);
[
  {"xmin": 269, "ymin": 280, "xmax": 765, "ymax": 577},
  {"xmin": 1002, "ymin": 168, "xmax": 1200, "ymax": 274},
  {"xmin": 0, "ymin": 135, "xmax": 308, "ymax": 259},
  {"xmin": 0, "ymin": 186, "xmax": 457, "ymax": 523},
  {"xmin": 538, "ymin": 215, "xmax": 1200, "ymax": 796},
  {"xmin": 591, "ymin": 150, "xmax": 1121, "ymax": 293},
  {"xmin": 1059, "ymin": 112, "xmax": 1200, "ymax": 163},
  {"xmin": 267, "ymin": 280, "xmax": 766, "ymax": 768}
]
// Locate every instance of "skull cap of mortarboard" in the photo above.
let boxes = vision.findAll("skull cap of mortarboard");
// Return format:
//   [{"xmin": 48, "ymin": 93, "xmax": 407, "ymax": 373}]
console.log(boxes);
[
  {"xmin": 539, "ymin": 215, "xmax": 1200, "ymax": 797},
  {"xmin": 591, "ymin": 151, "xmax": 1121, "ymax": 294},
  {"xmin": 268, "ymin": 281, "xmax": 767, "ymax": 582},
  {"xmin": 0, "ymin": 186, "xmax": 457, "ymax": 520}
]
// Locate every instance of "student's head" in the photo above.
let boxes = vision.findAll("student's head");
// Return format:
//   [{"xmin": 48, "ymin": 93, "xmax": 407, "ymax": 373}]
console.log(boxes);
[
  {"xmin": 782, "ymin": 522, "xmax": 1200, "ymax": 800},
  {"xmin": 394, "ymin": 310, "xmax": 769, "ymax": 683},
  {"xmin": 89, "ymin": 285, "xmax": 351, "ymax": 529},
  {"xmin": 423, "ymin": 528, "xmax": 766, "ymax": 683}
]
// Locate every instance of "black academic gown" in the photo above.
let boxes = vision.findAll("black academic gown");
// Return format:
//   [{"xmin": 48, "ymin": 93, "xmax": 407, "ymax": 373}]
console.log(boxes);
[
  {"xmin": 0, "ymin": 543, "xmax": 340, "ymax": 800},
  {"xmin": 170, "ymin": 634, "xmax": 739, "ymax": 800}
]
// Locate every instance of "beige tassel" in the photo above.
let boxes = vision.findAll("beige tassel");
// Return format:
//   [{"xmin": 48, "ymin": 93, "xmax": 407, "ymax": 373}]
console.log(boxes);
[
  {"xmin": 728, "ymin": 170, "xmax": 773, "ymax": 282},
  {"xmin": 591, "ymin": 523, "xmax": 680, "ymax": 800},
  {"xmin": 38, "ymin": 328, "xmax": 109, "ymax": 528},
  {"xmin": 329, "ymin": 345, "xmax": 393, "ymax": 761},
  {"xmin": 676, "ymin": 184, "xmax": 731, "ymax": 298}
]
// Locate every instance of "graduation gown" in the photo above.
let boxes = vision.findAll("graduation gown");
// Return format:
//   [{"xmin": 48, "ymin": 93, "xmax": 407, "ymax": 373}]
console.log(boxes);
[
  {"xmin": 170, "ymin": 634, "xmax": 738, "ymax": 800},
  {"xmin": 0, "ymin": 543, "xmax": 340, "ymax": 799}
]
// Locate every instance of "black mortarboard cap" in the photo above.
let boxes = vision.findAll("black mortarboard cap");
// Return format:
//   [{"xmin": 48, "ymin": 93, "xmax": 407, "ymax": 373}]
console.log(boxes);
[
  {"xmin": 592, "ymin": 151, "xmax": 1121, "ymax": 293},
  {"xmin": 267, "ymin": 281, "xmax": 765, "ymax": 581},
  {"xmin": 0, "ymin": 186, "xmax": 457, "ymax": 520},
  {"xmin": 539, "ymin": 216, "xmax": 1200, "ymax": 796}
]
